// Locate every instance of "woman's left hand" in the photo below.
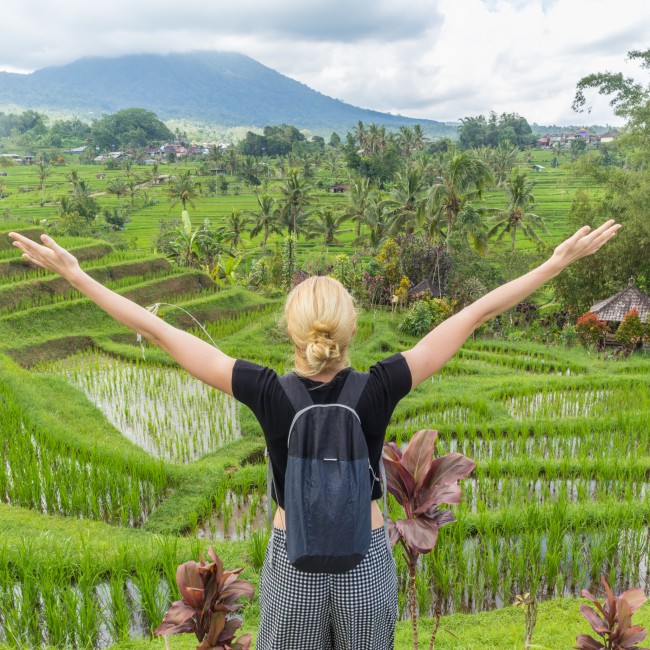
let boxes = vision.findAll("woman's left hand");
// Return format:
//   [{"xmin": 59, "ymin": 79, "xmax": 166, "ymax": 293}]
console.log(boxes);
[{"xmin": 550, "ymin": 219, "xmax": 621, "ymax": 270}]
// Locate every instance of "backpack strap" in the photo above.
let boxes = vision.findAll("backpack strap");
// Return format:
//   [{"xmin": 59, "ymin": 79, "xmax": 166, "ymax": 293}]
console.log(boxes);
[
  {"xmin": 278, "ymin": 373, "xmax": 313, "ymax": 412},
  {"xmin": 336, "ymin": 370, "xmax": 369, "ymax": 409}
]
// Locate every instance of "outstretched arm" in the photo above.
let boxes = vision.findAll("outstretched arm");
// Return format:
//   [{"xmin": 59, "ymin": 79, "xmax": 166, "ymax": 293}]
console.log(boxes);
[
  {"xmin": 7, "ymin": 232, "xmax": 235, "ymax": 395},
  {"xmin": 401, "ymin": 219, "xmax": 621, "ymax": 388}
]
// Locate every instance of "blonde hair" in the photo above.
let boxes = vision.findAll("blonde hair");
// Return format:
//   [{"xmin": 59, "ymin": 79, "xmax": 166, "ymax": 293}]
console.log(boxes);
[{"xmin": 284, "ymin": 276, "xmax": 357, "ymax": 378}]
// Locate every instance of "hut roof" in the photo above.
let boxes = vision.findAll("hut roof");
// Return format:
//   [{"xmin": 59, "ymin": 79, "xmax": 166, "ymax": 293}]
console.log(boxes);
[
  {"xmin": 589, "ymin": 277, "xmax": 650, "ymax": 323},
  {"xmin": 409, "ymin": 278, "xmax": 442, "ymax": 299}
]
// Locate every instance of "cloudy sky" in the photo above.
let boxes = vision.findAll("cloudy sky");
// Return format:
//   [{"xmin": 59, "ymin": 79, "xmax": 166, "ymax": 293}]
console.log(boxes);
[{"xmin": 1, "ymin": 0, "xmax": 648, "ymax": 126}]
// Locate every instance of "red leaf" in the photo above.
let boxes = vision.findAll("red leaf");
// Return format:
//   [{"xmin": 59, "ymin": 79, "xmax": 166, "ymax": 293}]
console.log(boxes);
[
  {"xmin": 575, "ymin": 634, "xmax": 606, "ymax": 650},
  {"xmin": 205, "ymin": 611, "xmax": 227, "ymax": 646},
  {"xmin": 154, "ymin": 601, "xmax": 198, "ymax": 636},
  {"xmin": 387, "ymin": 519, "xmax": 401, "ymax": 546},
  {"xmin": 383, "ymin": 456, "xmax": 415, "ymax": 505},
  {"xmin": 619, "ymin": 626, "xmax": 648, "ymax": 647},
  {"xmin": 395, "ymin": 517, "xmax": 439, "ymax": 554},
  {"xmin": 401, "ymin": 429, "xmax": 438, "ymax": 490},
  {"xmin": 232, "ymin": 633, "xmax": 253, "ymax": 650},
  {"xmin": 421, "ymin": 507, "xmax": 456, "ymax": 529},
  {"xmin": 581, "ymin": 589, "xmax": 606, "ymax": 619},
  {"xmin": 579, "ymin": 605, "xmax": 608, "ymax": 635},
  {"xmin": 219, "ymin": 581, "xmax": 255, "ymax": 610},
  {"xmin": 176, "ymin": 562, "xmax": 205, "ymax": 611},
  {"xmin": 620, "ymin": 588, "xmax": 648, "ymax": 615},
  {"xmin": 415, "ymin": 483, "xmax": 462, "ymax": 513},
  {"xmin": 617, "ymin": 596, "xmax": 632, "ymax": 633},
  {"xmin": 383, "ymin": 441, "xmax": 402, "ymax": 461},
  {"xmin": 420, "ymin": 453, "xmax": 476, "ymax": 491},
  {"xmin": 601, "ymin": 576, "xmax": 616, "ymax": 622}
]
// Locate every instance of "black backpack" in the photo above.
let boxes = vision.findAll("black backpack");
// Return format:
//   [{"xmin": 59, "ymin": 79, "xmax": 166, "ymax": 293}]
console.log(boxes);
[{"xmin": 265, "ymin": 369, "xmax": 388, "ymax": 574}]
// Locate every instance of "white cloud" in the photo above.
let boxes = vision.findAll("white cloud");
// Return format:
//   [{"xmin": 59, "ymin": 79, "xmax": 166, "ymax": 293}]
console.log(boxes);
[{"xmin": 0, "ymin": 0, "xmax": 647, "ymax": 125}]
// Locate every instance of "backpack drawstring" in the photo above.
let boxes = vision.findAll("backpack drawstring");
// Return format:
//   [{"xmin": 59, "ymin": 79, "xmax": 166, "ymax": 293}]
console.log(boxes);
[{"xmin": 265, "ymin": 448, "xmax": 275, "ymax": 570}]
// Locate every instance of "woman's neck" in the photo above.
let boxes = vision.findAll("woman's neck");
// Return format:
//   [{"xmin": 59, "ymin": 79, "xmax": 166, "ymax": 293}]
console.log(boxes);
[{"xmin": 294, "ymin": 361, "xmax": 346, "ymax": 383}]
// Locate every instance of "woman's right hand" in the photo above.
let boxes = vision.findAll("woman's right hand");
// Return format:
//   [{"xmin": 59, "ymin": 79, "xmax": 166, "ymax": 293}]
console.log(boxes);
[{"xmin": 8, "ymin": 232, "xmax": 82, "ymax": 281}]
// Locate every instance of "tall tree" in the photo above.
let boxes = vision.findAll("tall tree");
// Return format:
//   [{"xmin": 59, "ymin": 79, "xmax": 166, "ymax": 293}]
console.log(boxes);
[
  {"xmin": 344, "ymin": 177, "xmax": 375, "ymax": 240},
  {"xmin": 167, "ymin": 170, "xmax": 199, "ymax": 213},
  {"xmin": 36, "ymin": 161, "xmax": 50, "ymax": 207},
  {"xmin": 486, "ymin": 173, "xmax": 547, "ymax": 253},
  {"xmin": 248, "ymin": 194, "xmax": 282, "ymax": 252},
  {"xmin": 107, "ymin": 178, "xmax": 128, "ymax": 217},
  {"xmin": 428, "ymin": 151, "xmax": 493, "ymax": 245},
  {"xmin": 310, "ymin": 208, "xmax": 347, "ymax": 252},
  {"xmin": 224, "ymin": 210, "xmax": 251, "ymax": 253},
  {"xmin": 383, "ymin": 168, "xmax": 428, "ymax": 236},
  {"xmin": 278, "ymin": 170, "xmax": 315, "ymax": 237}
]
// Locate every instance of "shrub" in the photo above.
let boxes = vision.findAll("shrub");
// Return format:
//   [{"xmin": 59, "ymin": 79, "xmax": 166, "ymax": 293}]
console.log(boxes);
[
  {"xmin": 398, "ymin": 300, "xmax": 432, "ymax": 337},
  {"xmin": 576, "ymin": 311, "xmax": 611, "ymax": 349},
  {"xmin": 576, "ymin": 575, "xmax": 647, "ymax": 649},
  {"xmin": 615, "ymin": 307, "xmax": 648, "ymax": 351}
]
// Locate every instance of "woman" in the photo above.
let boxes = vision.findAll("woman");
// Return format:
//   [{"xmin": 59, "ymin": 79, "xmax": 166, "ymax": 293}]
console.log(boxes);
[{"xmin": 8, "ymin": 220, "xmax": 620, "ymax": 648}]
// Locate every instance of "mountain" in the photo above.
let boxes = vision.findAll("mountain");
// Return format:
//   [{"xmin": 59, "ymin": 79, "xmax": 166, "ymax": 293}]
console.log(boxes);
[{"xmin": 0, "ymin": 51, "xmax": 450, "ymax": 133}]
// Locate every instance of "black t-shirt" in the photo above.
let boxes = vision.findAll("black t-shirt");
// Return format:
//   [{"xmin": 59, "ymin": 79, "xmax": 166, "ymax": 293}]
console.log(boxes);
[{"xmin": 231, "ymin": 352, "xmax": 412, "ymax": 508}]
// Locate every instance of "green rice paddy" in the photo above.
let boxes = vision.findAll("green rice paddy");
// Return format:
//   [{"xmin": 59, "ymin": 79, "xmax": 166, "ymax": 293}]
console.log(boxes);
[{"xmin": 0, "ymin": 150, "xmax": 648, "ymax": 648}]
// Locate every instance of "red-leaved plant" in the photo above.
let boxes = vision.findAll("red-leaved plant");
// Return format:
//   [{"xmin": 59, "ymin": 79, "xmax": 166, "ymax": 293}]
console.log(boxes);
[
  {"xmin": 383, "ymin": 429, "xmax": 476, "ymax": 650},
  {"xmin": 576, "ymin": 576, "xmax": 648, "ymax": 650},
  {"xmin": 154, "ymin": 546, "xmax": 254, "ymax": 650}
]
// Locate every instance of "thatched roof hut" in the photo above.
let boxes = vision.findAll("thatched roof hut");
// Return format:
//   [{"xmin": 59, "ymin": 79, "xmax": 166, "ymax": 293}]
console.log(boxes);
[
  {"xmin": 589, "ymin": 277, "xmax": 650, "ymax": 323},
  {"xmin": 409, "ymin": 278, "xmax": 442, "ymax": 299}
]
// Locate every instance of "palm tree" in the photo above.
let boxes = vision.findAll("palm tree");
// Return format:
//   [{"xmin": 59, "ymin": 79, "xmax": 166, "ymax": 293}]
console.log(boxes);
[
  {"xmin": 207, "ymin": 144, "xmax": 222, "ymax": 168},
  {"xmin": 57, "ymin": 195, "xmax": 76, "ymax": 217},
  {"xmin": 278, "ymin": 170, "xmax": 315, "ymax": 237},
  {"xmin": 107, "ymin": 178, "xmax": 128, "ymax": 217},
  {"xmin": 125, "ymin": 177, "xmax": 140, "ymax": 207},
  {"xmin": 223, "ymin": 148, "xmax": 239, "ymax": 176},
  {"xmin": 248, "ymin": 194, "xmax": 282, "ymax": 252},
  {"xmin": 65, "ymin": 170, "xmax": 81, "ymax": 192},
  {"xmin": 344, "ymin": 177, "xmax": 375, "ymax": 240},
  {"xmin": 490, "ymin": 143, "xmax": 520, "ymax": 187},
  {"xmin": 310, "ymin": 209, "xmax": 347, "ymax": 252},
  {"xmin": 486, "ymin": 173, "xmax": 547, "ymax": 252},
  {"xmin": 147, "ymin": 163, "xmax": 161, "ymax": 202},
  {"xmin": 428, "ymin": 151, "xmax": 493, "ymax": 246},
  {"xmin": 167, "ymin": 170, "xmax": 199, "ymax": 213},
  {"xmin": 398, "ymin": 126, "xmax": 417, "ymax": 158},
  {"xmin": 353, "ymin": 121, "xmax": 367, "ymax": 152},
  {"xmin": 224, "ymin": 210, "xmax": 251, "ymax": 253},
  {"xmin": 239, "ymin": 156, "xmax": 262, "ymax": 188},
  {"xmin": 352, "ymin": 198, "xmax": 391, "ymax": 254},
  {"xmin": 382, "ymin": 168, "xmax": 428, "ymax": 236},
  {"xmin": 36, "ymin": 161, "xmax": 51, "ymax": 207}
]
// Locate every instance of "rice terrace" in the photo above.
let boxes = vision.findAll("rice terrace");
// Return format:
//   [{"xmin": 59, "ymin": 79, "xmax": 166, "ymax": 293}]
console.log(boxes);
[{"xmin": 0, "ymin": 43, "xmax": 649, "ymax": 650}]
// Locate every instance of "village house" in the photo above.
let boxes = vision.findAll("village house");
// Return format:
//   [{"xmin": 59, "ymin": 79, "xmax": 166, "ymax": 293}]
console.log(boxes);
[{"xmin": 537, "ymin": 130, "xmax": 618, "ymax": 149}]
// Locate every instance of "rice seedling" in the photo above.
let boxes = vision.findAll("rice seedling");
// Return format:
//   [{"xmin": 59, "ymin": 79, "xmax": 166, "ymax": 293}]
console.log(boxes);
[
  {"xmin": 247, "ymin": 529, "xmax": 270, "ymax": 572},
  {"xmin": 40, "ymin": 349, "xmax": 241, "ymax": 463},
  {"xmin": 133, "ymin": 557, "xmax": 169, "ymax": 637}
]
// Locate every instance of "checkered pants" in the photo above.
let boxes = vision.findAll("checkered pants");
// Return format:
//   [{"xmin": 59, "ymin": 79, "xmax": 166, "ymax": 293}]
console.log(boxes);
[{"xmin": 257, "ymin": 527, "xmax": 398, "ymax": 650}]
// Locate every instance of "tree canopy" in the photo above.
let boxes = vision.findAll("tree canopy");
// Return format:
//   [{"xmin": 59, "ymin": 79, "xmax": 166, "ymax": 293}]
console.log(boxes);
[
  {"xmin": 90, "ymin": 108, "xmax": 173, "ymax": 150},
  {"xmin": 459, "ymin": 112, "xmax": 534, "ymax": 149}
]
